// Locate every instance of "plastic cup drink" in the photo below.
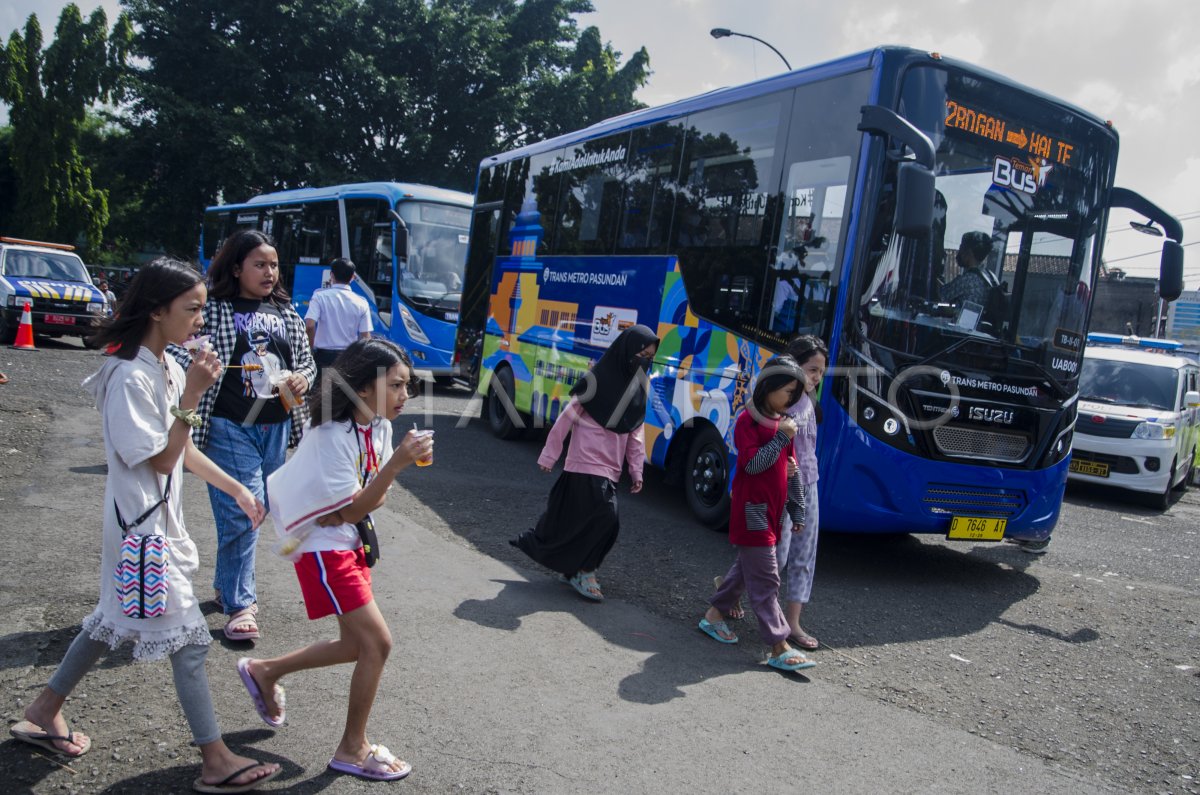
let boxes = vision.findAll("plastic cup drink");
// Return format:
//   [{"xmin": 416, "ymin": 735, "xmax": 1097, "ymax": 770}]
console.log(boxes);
[
  {"xmin": 270, "ymin": 369, "xmax": 300, "ymax": 411},
  {"xmin": 413, "ymin": 425, "xmax": 434, "ymax": 467}
]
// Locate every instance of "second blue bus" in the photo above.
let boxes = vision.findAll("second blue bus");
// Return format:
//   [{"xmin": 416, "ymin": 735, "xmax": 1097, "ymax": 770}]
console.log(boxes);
[{"xmin": 202, "ymin": 181, "xmax": 473, "ymax": 377}]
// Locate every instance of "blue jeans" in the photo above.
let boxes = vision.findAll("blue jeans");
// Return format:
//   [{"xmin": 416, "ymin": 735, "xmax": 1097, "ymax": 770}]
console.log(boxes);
[{"xmin": 205, "ymin": 416, "xmax": 289, "ymax": 614}]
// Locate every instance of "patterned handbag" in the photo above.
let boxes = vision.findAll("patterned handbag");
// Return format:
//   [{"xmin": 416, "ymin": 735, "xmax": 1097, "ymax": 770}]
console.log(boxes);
[{"xmin": 113, "ymin": 474, "xmax": 172, "ymax": 619}]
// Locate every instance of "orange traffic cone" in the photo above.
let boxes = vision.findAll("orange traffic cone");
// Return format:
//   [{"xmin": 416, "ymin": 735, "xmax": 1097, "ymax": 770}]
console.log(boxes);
[{"xmin": 11, "ymin": 300, "xmax": 36, "ymax": 351}]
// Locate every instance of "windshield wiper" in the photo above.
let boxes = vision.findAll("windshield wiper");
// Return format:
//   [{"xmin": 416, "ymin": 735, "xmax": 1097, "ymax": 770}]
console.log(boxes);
[{"xmin": 1080, "ymin": 396, "xmax": 1117, "ymax": 404}]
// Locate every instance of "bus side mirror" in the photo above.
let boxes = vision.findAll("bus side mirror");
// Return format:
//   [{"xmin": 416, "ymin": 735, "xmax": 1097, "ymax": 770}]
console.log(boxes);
[
  {"xmin": 388, "ymin": 209, "xmax": 410, "ymax": 263},
  {"xmin": 895, "ymin": 162, "xmax": 934, "ymax": 239},
  {"xmin": 1159, "ymin": 240, "xmax": 1184, "ymax": 302}
]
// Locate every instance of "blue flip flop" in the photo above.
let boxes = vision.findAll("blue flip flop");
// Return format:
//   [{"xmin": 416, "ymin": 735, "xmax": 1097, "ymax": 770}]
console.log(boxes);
[
  {"xmin": 768, "ymin": 649, "xmax": 816, "ymax": 672},
  {"xmin": 698, "ymin": 618, "xmax": 738, "ymax": 644}
]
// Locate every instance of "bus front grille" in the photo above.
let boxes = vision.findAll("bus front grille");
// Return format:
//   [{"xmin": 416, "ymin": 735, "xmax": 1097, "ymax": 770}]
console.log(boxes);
[
  {"xmin": 923, "ymin": 484, "xmax": 1027, "ymax": 518},
  {"xmin": 932, "ymin": 424, "xmax": 1029, "ymax": 463}
]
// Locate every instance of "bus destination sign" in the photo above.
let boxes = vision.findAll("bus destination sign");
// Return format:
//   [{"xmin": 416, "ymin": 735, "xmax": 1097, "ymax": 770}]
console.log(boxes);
[{"xmin": 945, "ymin": 100, "xmax": 1075, "ymax": 166}]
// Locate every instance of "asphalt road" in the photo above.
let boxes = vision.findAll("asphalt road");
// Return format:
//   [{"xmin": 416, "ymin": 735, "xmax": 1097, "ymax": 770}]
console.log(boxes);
[{"xmin": 0, "ymin": 339, "xmax": 1197, "ymax": 794}]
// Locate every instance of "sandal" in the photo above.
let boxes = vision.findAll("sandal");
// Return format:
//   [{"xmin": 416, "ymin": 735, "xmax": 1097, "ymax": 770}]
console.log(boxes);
[
  {"xmin": 567, "ymin": 572, "xmax": 603, "ymax": 602},
  {"xmin": 768, "ymin": 648, "xmax": 816, "ymax": 672},
  {"xmin": 712, "ymin": 576, "xmax": 746, "ymax": 620},
  {"xmin": 224, "ymin": 607, "xmax": 260, "ymax": 641},
  {"xmin": 328, "ymin": 744, "xmax": 412, "ymax": 781},
  {"xmin": 698, "ymin": 617, "xmax": 738, "ymax": 644},
  {"xmin": 236, "ymin": 658, "xmax": 285, "ymax": 728},
  {"xmin": 790, "ymin": 628, "xmax": 819, "ymax": 650},
  {"xmin": 9, "ymin": 720, "xmax": 91, "ymax": 757},
  {"xmin": 192, "ymin": 762, "xmax": 280, "ymax": 793}
]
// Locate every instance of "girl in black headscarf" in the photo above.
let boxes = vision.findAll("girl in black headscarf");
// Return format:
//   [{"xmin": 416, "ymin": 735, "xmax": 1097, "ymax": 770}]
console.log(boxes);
[{"xmin": 510, "ymin": 324, "xmax": 659, "ymax": 601}]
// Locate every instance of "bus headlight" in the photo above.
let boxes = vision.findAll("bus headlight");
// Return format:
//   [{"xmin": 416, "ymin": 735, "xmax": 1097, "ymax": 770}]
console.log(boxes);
[
  {"xmin": 1133, "ymin": 421, "xmax": 1174, "ymax": 440},
  {"xmin": 398, "ymin": 305, "xmax": 430, "ymax": 345}
]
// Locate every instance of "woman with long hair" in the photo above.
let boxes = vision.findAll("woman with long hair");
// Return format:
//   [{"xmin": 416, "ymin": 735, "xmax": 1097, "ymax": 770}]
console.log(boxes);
[
  {"xmin": 10, "ymin": 258, "xmax": 281, "ymax": 792},
  {"xmin": 175, "ymin": 229, "xmax": 317, "ymax": 642}
]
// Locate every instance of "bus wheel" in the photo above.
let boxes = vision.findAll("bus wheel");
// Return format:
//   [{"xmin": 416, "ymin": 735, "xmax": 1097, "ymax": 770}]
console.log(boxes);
[
  {"xmin": 685, "ymin": 426, "xmax": 730, "ymax": 530},
  {"xmin": 487, "ymin": 366, "xmax": 524, "ymax": 440}
]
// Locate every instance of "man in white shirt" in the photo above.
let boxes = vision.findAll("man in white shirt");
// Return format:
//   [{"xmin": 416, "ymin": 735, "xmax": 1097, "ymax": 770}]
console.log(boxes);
[{"xmin": 305, "ymin": 258, "xmax": 373, "ymax": 376}]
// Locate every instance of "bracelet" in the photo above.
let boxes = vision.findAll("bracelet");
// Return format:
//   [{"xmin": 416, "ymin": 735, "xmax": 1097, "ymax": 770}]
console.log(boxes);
[{"xmin": 170, "ymin": 405, "xmax": 202, "ymax": 428}]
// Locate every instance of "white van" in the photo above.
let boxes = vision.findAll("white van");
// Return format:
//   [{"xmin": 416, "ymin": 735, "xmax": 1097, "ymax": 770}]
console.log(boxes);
[{"xmin": 1068, "ymin": 333, "xmax": 1200, "ymax": 508}]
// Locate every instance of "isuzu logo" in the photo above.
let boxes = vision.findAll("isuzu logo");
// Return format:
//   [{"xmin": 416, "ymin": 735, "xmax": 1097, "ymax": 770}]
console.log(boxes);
[
  {"xmin": 968, "ymin": 406, "xmax": 1015, "ymax": 425},
  {"xmin": 1091, "ymin": 415, "xmax": 1106, "ymax": 424}
]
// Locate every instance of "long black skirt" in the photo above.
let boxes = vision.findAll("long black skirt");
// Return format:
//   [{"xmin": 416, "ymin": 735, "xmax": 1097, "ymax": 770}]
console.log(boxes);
[{"xmin": 510, "ymin": 471, "xmax": 619, "ymax": 576}]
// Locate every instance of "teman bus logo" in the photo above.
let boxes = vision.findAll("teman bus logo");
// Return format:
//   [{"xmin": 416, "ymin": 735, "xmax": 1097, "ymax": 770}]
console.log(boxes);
[{"xmin": 992, "ymin": 156, "xmax": 1052, "ymax": 195}]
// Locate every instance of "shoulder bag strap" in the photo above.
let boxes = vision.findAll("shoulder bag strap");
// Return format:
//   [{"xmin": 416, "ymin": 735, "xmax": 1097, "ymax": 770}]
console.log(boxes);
[{"xmin": 115, "ymin": 472, "xmax": 173, "ymax": 537}]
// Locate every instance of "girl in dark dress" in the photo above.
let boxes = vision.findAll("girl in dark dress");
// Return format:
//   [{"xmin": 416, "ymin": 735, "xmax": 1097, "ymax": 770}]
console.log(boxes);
[{"xmin": 511, "ymin": 324, "xmax": 659, "ymax": 601}]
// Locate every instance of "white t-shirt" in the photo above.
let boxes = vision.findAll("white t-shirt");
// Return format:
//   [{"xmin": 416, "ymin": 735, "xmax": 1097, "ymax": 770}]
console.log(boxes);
[
  {"xmin": 268, "ymin": 417, "xmax": 393, "ymax": 555},
  {"xmin": 305, "ymin": 284, "xmax": 373, "ymax": 350}
]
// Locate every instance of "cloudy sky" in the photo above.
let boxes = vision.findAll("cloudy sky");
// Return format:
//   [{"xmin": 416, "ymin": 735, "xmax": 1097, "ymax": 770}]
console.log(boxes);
[{"xmin": 4, "ymin": 0, "xmax": 1198, "ymax": 285}]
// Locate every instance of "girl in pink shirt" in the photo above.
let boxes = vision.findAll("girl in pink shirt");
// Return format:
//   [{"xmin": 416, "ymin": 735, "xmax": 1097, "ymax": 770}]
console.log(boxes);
[{"xmin": 511, "ymin": 324, "xmax": 659, "ymax": 601}]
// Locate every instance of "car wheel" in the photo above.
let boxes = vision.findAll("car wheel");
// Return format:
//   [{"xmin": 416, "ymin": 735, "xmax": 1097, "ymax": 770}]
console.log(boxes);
[
  {"xmin": 1172, "ymin": 453, "xmax": 1191, "ymax": 493},
  {"xmin": 487, "ymin": 366, "xmax": 524, "ymax": 440},
  {"xmin": 1149, "ymin": 460, "xmax": 1175, "ymax": 510},
  {"xmin": 684, "ymin": 425, "xmax": 731, "ymax": 530},
  {"xmin": 0, "ymin": 314, "xmax": 14, "ymax": 345}
]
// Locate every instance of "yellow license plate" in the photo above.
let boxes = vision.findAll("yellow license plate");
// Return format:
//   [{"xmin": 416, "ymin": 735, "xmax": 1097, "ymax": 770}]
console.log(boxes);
[
  {"xmin": 948, "ymin": 516, "xmax": 1007, "ymax": 541},
  {"xmin": 1069, "ymin": 458, "xmax": 1109, "ymax": 477}
]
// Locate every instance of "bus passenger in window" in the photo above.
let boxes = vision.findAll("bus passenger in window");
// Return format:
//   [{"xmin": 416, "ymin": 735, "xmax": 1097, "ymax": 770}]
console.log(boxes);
[
  {"xmin": 510, "ymin": 325, "xmax": 659, "ymax": 601},
  {"xmin": 701, "ymin": 355, "xmax": 816, "ymax": 672},
  {"xmin": 940, "ymin": 231, "xmax": 993, "ymax": 307}
]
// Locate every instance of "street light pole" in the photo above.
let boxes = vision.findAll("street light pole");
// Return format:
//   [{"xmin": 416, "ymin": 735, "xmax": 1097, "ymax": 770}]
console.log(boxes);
[{"xmin": 710, "ymin": 28, "xmax": 792, "ymax": 71}]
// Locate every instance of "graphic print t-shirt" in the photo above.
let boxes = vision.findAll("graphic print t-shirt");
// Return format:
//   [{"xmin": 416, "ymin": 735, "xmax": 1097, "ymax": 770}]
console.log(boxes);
[{"xmin": 212, "ymin": 299, "xmax": 295, "ymax": 424}]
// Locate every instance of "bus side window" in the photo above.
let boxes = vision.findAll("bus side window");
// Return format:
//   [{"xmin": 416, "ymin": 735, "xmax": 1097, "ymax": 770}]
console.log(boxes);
[
  {"xmin": 767, "ymin": 70, "xmax": 871, "ymax": 344},
  {"xmin": 346, "ymin": 198, "xmax": 393, "ymax": 306},
  {"xmin": 619, "ymin": 121, "xmax": 683, "ymax": 253},
  {"xmin": 503, "ymin": 151, "xmax": 563, "ymax": 255},
  {"xmin": 554, "ymin": 132, "xmax": 629, "ymax": 256},
  {"xmin": 673, "ymin": 92, "xmax": 790, "ymax": 343},
  {"xmin": 300, "ymin": 201, "xmax": 340, "ymax": 266}
]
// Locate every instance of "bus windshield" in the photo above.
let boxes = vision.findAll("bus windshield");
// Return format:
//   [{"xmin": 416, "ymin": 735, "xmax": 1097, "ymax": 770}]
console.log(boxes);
[
  {"xmin": 856, "ymin": 66, "xmax": 1114, "ymax": 392},
  {"xmin": 397, "ymin": 202, "xmax": 471, "ymax": 308}
]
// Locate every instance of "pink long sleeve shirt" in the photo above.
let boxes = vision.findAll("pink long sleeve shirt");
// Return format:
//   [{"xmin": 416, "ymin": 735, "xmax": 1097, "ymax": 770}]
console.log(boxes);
[{"xmin": 538, "ymin": 398, "xmax": 645, "ymax": 485}]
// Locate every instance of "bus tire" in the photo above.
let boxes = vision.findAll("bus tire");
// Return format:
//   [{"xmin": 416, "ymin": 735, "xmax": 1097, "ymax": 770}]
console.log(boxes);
[
  {"xmin": 487, "ymin": 365, "xmax": 524, "ymax": 440},
  {"xmin": 684, "ymin": 425, "xmax": 731, "ymax": 530}
]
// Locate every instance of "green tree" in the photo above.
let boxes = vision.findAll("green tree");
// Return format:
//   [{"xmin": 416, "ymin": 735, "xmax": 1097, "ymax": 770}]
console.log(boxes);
[
  {"xmin": 0, "ymin": 5, "xmax": 131, "ymax": 253},
  {"xmin": 120, "ymin": 0, "xmax": 649, "ymax": 255}
]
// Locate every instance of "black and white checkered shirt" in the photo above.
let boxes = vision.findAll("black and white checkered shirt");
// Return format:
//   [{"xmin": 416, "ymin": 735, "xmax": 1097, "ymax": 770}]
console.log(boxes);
[{"xmin": 168, "ymin": 298, "xmax": 316, "ymax": 450}]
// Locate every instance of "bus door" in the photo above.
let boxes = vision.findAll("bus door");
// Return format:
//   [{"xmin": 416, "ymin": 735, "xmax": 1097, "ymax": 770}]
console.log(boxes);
[{"xmin": 455, "ymin": 202, "xmax": 503, "ymax": 386}]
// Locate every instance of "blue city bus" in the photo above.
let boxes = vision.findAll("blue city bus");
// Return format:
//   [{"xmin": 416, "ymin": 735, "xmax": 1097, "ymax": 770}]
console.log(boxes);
[
  {"xmin": 454, "ymin": 47, "xmax": 1185, "ymax": 541},
  {"xmin": 202, "ymin": 182, "xmax": 473, "ymax": 377}
]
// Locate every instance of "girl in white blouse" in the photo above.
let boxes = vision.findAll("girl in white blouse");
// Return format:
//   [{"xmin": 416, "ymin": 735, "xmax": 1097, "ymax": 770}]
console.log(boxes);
[{"xmin": 9, "ymin": 259, "xmax": 281, "ymax": 793}]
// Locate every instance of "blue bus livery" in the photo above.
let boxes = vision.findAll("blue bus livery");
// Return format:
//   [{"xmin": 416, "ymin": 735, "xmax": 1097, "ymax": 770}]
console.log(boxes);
[
  {"xmin": 455, "ymin": 47, "xmax": 1185, "ymax": 540},
  {"xmin": 202, "ymin": 181, "xmax": 473, "ymax": 376}
]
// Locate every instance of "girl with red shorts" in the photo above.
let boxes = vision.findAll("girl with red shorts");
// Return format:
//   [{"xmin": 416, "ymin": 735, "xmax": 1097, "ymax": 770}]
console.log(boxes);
[{"xmin": 237, "ymin": 338, "xmax": 433, "ymax": 782}]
